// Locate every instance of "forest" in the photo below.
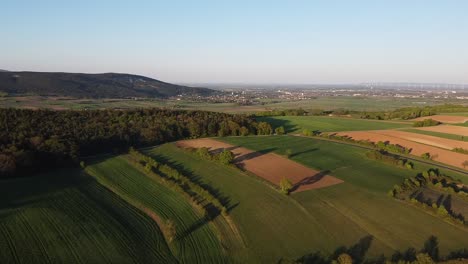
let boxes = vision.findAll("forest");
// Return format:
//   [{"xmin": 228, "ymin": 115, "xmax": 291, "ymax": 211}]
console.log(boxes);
[{"xmin": 0, "ymin": 108, "xmax": 266, "ymax": 177}]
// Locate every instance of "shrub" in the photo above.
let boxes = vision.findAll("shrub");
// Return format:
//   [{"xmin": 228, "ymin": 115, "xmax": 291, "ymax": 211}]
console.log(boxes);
[
  {"xmin": 275, "ymin": 126, "xmax": 285, "ymax": 135},
  {"xmin": 279, "ymin": 177, "xmax": 293, "ymax": 195},
  {"xmin": 421, "ymin": 153, "xmax": 432, "ymax": 160},
  {"xmin": 413, "ymin": 118, "xmax": 441, "ymax": 127},
  {"xmin": 218, "ymin": 150, "xmax": 235, "ymax": 165}
]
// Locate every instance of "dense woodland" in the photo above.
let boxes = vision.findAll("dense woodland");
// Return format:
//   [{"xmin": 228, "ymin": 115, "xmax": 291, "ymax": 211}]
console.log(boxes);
[{"xmin": 0, "ymin": 108, "xmax": 268, "ymax": 177}]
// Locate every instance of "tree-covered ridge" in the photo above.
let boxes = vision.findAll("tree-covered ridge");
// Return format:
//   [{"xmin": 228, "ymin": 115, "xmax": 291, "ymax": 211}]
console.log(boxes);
[
  {"xmin": 0, "ymin": 71, "xmax": 216, "ymax": 98},
  {"xmin": 0, "ymin": 108, "xmax": 265, "ymax": 177}
]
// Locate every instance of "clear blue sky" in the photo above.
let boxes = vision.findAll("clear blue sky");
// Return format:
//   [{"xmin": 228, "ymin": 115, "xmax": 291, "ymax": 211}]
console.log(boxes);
[{"xmin": 1, "ymin": 0, "xmax": 468, "ymax": 84}]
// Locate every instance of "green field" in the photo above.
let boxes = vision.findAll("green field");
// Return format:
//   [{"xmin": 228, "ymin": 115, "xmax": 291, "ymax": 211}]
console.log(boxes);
[
  {"xmin": 257, "ymin": 116, "xmax": 411, "ymax": 133},
  {"xmin": 2, "ymin": 137, "xmax": 468, "ymax": 262},
  {"xmin": 145, "ymin": 144, "xmax": 375, "ymax": 262},
  {"xmin": 221, "ymin": 136, "xmax": 468, "ymax": 255},
  {"xmin": 85, "ymin": 156, "xmax": 230, "ymax": 263},
  {"xmin": 439, "ymin": 112, "xmax": 468, "ymax": 117},
  {"xmin": 401, "ymin": 128, "xmax": 468, "ymax": 142},
  {"xmin": 0, "ymin": 169, "xmax": 176, "ymax": 263},
  {"xmin": 1, "ymin": 96, "xmax": 465, "ymax": 113}
]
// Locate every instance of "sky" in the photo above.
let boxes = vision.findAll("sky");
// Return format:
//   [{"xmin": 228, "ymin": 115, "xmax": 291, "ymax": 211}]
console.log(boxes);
[{"xmin": 1, "ymin": 0, "xmax": 468, "ymax": 84}]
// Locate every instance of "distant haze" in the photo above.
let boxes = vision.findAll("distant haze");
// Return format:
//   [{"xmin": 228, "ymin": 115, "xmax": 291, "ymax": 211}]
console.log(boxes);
[{"xmin": 1, "ymin": 1, "xmax": 468, "ymax": 84}]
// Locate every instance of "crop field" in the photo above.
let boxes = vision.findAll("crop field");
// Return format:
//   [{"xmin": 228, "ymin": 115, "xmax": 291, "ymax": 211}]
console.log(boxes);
[
  {"xmin": 0, "ymin": 169, "xmax": 176, "ymax": 264},
  {"xmin": 256, "ymin": 116, "xmax": 411, "ymax": 133},
  {"xmin": 176, "ymin": 138, "xmax": 343, "ymax": 192},
  {"xmin": 146, "ymin": 138, "xmax": 468, "ymax": 261},
  {"xmin": 144, "ymin": 143, "xmax": 375, "ymax": 262},
  {"xmin": 364, "ymin": 130, "xmax": 468, "ymax": 150},
  {"xmin": 402, "ymin": 128, "xmax": 468, "ymax": 142},
  {"xmin": 410, "ymin": 124, "xmax": 468, "ymax": 136},
  {"xmin": 335, "ymin": 130, "xmax": 468, "ymax": 170},
  {"xmin": 2, "ymin": 96, "xmax": 465, "ymax": 113},
  {"xmin": 85, "ymin": 156, "xmax": 231, "ymax": 264}
]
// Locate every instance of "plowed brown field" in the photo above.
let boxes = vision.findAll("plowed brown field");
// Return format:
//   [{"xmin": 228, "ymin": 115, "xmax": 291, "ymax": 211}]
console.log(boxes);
[
  {"xmin": 413, "ymin": 115, "xmax": 468, "ymax": 124},
  {"xmin": 176, "ymin": 138, "xmax": 343, "ymax": 192},
  {"xmin": 336, "ymin": 131, "xmax": 468, "ymax": 170},
  {"xmin": 414, "ymin": 125, "xmax": 468, "ymax": 137},
  {"xmin": 373, "ymin": 130, "xmax": 468, "ymax": 150}
]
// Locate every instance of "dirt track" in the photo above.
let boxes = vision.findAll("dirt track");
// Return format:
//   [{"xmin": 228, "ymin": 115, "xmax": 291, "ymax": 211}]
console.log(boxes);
[
  {"xmin": 336, "ymin": 131, "xmax": 468, "ymax": 170},
  {"xmin": 176, "ymin": 138, "xmax": 343, "ymax": 192},
  {"xmin": 413, "ymin": 125, "xmax": 468, "ymax": 137},
  {"xmin": 412, "ymin": 115, "xmax": 468, "ymax": 124}
]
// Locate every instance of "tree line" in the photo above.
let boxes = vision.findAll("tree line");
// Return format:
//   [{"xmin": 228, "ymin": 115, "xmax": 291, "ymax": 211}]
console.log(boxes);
[
  {"xmin": 0, "ymin": 108, "xmax": 272, "ymax": 177},
  {"xmin": 252, "ymin": 104, "xmax": 468, "ymax": 121},
  {"xmin": 389, "ymin": 168, "xmax": 468, "ymax": 226}
]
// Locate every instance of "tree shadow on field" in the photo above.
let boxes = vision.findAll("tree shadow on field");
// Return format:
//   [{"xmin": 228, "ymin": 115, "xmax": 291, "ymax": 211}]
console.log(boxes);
[
  {"xmin": 290, "ymin": 170, "xmax": 330, "ymax": 192},
  {"xmin": 234, "ymin": 147, "xmax": 277, "ymax": 163},
  {"xmin": 296, "ymin": 235, "xmax": 374, "ymax": 264},
  {"xmin": 256, "ymin": 116, "xmax": 297, "ymax": 133},
  {"xmin": 290, "ymin": 148, "xmax": 318, "ymax": 158},
  {"xmin": 209, "ymin": 146, "xmax": 240, "ymax": 155},
  {"xmin": 175, "ymin": 202, "xmax": 239, "ymax": 241}
]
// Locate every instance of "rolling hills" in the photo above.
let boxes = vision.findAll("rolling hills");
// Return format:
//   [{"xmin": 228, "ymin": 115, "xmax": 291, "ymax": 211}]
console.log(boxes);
[{"xmin": 0, "ymin": 71, "xmax": 216, "ymax": 98}]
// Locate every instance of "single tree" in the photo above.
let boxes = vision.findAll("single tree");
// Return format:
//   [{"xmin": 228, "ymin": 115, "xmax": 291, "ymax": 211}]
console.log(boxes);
[
  {"xmin": 422, "ymin": 235, "xmax": 439, "ymax": 261},
  {"xmin": 275, "ymin": 126, "xmax": 285, "ymax": 135},
  {"xmin": 219, "ymin": 149, "xmax": 235, "ymax": 165},
  {"xmin": 334, "ymin": 253, "xmax": 353, "ymax": 264},
  {"xmin": 462, "ymin": 160, "xmax": 468, "ymax": 169},
  {"xmin": 279, "ymin": 177, "xmax": 293, "ymax": 194},
  {"xmin": 196, "ymin": 147, "xmax": 211, "ymax": 160}
]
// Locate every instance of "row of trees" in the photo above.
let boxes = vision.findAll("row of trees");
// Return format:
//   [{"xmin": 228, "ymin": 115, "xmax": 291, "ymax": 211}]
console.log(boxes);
[
  {"xmin": 389, "ymin": 169, "xmax": 467, "ymax": 226},
  {"xmin": 359, "ymin": 104, "xmax": 468, "ymax": 120},
  {"xmin": 413, "ymin": 119, "xmax": 441, "ymax": 127},
  {"xmin": 128, "ymin": 148, "xmax": 228, "ymax": 216},
  {"xmin": 0, "ymin": 108, "xmax": 271, "ymax": 177},
  {"xmin": 193, "ymin": 147, "xmax": 235, "ymax": 165},
  {"xmin": 296, "ymin": 235, "xmax": 449, "ymax": 264},
  {"xmin": 366, "ymin": 150, "xmax": 414, "ymax": 170},
  {"xmin": 253, "ymin": 104, "xmax": 468, "ymax": 121},
  {"xmin": 307, "ymin": 131, "xmax": 412, "ymax": 156}
]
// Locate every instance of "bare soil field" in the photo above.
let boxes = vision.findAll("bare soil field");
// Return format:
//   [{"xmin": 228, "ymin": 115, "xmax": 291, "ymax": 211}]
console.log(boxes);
[
  {"xmin": 176, "ymin": 138, "xmax": 343, "ymax": 192},
  {"xmin": 336, "ymin": 131, "xmax": 468, "ymax": 170},
  {"xmin": 414, "ymin": 125, "xmax": 468, "ymax": 137},
  {"xmin": 373, "ymin": 130, "xmax": 468, "ymax": 150},
  {"xmin": 413, "ymin": 115, "xmax": 468, "ymax": 124}
]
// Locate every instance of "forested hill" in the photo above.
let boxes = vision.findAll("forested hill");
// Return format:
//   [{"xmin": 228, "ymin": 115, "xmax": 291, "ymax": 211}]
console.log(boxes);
[{"xmin": 0, "ymin": 71, "xmax": 216, "ymax": 98}]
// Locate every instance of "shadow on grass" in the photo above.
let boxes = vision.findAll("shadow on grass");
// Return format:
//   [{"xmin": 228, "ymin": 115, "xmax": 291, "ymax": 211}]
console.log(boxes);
[
  {"xmin": 294, "ymin": 235, "xmax": 374, "ymax": 264},
  {"xmin": 175, "ymin": 202, "xmax": 239, "ymax": 241},
  {"xmin": 290, "ymin": 148, "xmax": 319, "ymax": 158},
  {"xmin": 256, "ymin": 116, "xmax": 298, "ymax": 133},
  {"xmin": 234, "ymin": 147, "xmax": 277, "ymax": 163}
]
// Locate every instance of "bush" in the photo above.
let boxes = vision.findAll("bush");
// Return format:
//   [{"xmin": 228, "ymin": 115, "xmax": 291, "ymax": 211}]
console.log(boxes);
[
  {"xmin": 421, "ymin": 153, "xmax": 432, "ymax": 160},
  {"xmin": 413, "ymin": 119, "xmax": 441, "ymax": 127},
  {"xmin": 218, "ymin": 150, "xmax": 235, "ymax": 165},
  {"xmin": 279, "ymin": 177, "xmax": 293, "ymax": 195},
  {"xmin": 275, "ymin": 126, "xmax": 285, "ymax": 135}
]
